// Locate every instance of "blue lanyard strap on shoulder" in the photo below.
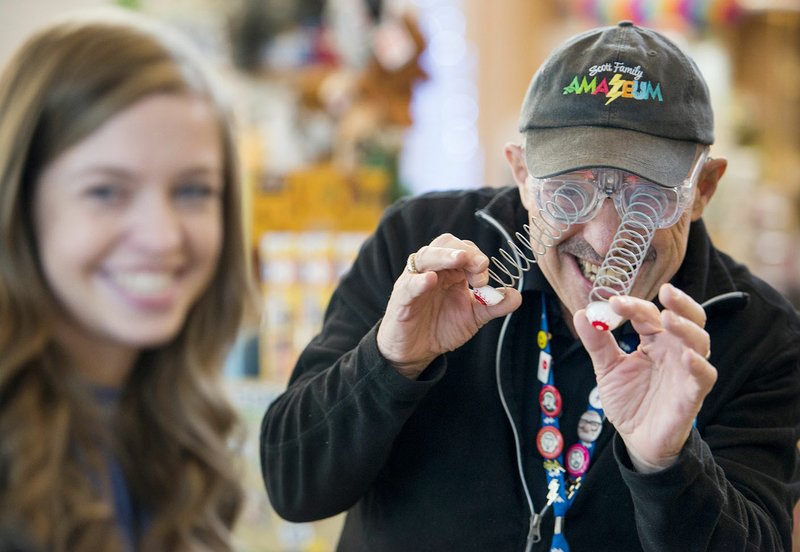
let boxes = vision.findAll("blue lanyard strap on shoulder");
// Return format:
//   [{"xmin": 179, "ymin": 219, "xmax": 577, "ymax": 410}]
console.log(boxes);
[{"xmin": 537, "ymin": 292, "xmax": 637, "ymax": 551}]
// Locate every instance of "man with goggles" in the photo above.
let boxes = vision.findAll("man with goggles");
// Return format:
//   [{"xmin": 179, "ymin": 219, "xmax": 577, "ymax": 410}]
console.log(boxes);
[{"xmin": 263, "ymin": 21, "xmax": 800, "ymax": 552}]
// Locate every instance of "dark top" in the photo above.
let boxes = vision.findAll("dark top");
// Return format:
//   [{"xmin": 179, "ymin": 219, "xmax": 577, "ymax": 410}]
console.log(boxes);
[
  {"xmin": 94, "ymin": 386, "xmax": 146, "ymax": 552},
  {"xmin": 261, "ymin": 186, "xmax": 800, "ymax": 551}
]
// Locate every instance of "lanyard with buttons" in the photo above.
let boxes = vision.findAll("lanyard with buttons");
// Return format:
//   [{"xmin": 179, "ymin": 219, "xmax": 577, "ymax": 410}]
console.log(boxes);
[{"xmin": 531, "ymin": 292, "xmax": 638, "ymax": 551}]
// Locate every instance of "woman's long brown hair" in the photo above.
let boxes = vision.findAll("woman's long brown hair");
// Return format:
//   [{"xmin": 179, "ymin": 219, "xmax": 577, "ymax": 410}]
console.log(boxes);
[{"xmin": 0, "ymin": 10, "xmax": 249, "ymax": 551}]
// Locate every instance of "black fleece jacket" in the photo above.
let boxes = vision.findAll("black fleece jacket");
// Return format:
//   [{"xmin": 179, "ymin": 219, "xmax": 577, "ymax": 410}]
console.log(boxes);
[{"xmin": 261, "ymin": 186, "xmax": 800, "ymax": 551}]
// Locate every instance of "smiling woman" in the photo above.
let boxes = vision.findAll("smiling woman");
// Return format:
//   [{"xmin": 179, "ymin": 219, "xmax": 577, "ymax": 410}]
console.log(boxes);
[
  {"xmin": 34, "ymin": 94, "xmax": 226, "ymax": 386},
  {"xmin": 0, "ymin": 8, "xmax": 251, "ymax": 552}
]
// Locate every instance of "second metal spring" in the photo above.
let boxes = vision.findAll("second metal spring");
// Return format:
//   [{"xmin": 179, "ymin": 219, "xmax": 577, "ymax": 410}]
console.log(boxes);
[{"xmin": 588, "ymin": 190, "xmax": 665, "ymax": 302}]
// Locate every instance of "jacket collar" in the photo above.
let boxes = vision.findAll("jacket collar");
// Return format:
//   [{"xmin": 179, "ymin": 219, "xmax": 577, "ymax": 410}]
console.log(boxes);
[{"xmin": 672, "ymin": 219, "xmax": 737, "ymax": 302}]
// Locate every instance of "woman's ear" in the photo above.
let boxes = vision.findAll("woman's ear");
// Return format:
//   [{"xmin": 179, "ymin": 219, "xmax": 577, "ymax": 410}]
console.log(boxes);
[{"xmin": 691, "ymin": 157, "xmax": 727, "ymax": 221}]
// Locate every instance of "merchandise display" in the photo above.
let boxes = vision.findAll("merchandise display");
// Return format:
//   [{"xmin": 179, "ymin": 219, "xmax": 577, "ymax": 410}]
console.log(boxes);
[
  {"xmin": 258, "ymin": 229, "xmax": 369, "ymax": 384},
  {"xmin": 568, "ymin": 0, "xmax": 743, "ymax": 28},
  {"xmin": 224, "ymin": 2, "xmax": 427, "ymax": 548}
]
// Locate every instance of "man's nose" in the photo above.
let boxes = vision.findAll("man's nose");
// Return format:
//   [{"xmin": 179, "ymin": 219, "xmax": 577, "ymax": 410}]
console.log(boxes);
[{"xmin": 581, "ymin": 198, "xmax": 620, "ymax": 257}]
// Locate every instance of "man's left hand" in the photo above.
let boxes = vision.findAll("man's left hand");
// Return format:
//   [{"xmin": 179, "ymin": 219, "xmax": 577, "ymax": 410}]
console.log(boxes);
[{"xmin": 574, "ymin": 283, "xmax": 717, "ymax": 473}]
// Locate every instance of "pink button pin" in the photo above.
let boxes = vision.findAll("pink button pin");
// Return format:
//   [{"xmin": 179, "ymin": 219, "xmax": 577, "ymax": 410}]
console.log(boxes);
[{"xmin": 566, "ymin": 443, "xmax": 590, "ymax": 478}]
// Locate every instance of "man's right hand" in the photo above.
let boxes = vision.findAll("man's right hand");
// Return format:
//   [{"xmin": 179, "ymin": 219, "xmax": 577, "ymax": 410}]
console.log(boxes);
[{"xmin": 376, "ymin": 233, "xmax": 522, "ymax": 379}]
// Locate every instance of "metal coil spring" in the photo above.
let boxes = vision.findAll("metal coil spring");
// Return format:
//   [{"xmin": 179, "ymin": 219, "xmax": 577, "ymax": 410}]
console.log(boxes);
[
  {"xmin": 487, "ymin": 184, "xmax": 593, "ymax": 288},
  {"xmin": 488, "ymin": 184, "xmax": 671, "ymax": 295},
  {"xmin": 588, "ymin": 189, "xmax": 665, "ymax": 302}
]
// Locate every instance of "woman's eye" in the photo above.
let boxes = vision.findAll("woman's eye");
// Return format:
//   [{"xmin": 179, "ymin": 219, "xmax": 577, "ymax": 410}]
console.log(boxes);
[
  {"xmin": 85, "ymin": 184, "xmax": 124, "ymax": 203},
  {"xmin": 174, "ymin": 182, "xmax": 220, "ymax": 202}
]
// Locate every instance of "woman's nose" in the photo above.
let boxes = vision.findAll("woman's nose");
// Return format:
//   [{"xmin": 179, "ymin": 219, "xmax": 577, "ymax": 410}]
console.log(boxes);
[{"xmin": 128, "ymin": 193, "xmax": 183, "ymax": 254}]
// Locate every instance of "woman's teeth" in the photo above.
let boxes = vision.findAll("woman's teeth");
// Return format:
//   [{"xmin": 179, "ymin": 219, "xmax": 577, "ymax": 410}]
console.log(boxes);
[{"xmin": 113, "ymin": 271, "xmax": 172, "ymax": 296}]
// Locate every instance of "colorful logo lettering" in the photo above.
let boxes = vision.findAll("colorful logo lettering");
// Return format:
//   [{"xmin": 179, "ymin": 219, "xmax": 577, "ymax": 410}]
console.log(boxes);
[{"xmin": 562, "ymin": 73, "xmax": 663, "ymax": 106}]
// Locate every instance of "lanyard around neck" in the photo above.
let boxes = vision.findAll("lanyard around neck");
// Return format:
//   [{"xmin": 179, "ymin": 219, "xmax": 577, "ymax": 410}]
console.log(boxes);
[{"xmin": 532, "ymin": 292, "xmax": 638, "ymax": 551}]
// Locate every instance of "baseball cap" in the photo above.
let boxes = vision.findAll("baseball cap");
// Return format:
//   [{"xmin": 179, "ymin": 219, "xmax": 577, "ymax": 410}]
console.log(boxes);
[{"xmin": 519, "ymin": 21, "xmax": 713, "ymax": 187}]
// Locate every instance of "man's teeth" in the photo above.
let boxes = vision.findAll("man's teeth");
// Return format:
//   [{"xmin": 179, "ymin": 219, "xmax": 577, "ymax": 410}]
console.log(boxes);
[
  {"xmin": 113, "ymin": 272, "xmax": 173, "ymax": 295},
  {"xmin": 577, "ymin": 258, "xmax": 600, "ymax": 283}
]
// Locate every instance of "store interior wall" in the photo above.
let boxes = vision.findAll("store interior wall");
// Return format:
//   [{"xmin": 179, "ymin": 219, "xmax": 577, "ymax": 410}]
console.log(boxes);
[{"xmin": 0, "ymin": 0, "xmax": 108, "ymax": 65}]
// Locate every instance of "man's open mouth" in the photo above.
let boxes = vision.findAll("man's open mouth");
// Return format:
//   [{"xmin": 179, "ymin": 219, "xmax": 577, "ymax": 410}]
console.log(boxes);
[{"xmin": 576, "ymin": 257, "xmax": 600, "ymax": 283}]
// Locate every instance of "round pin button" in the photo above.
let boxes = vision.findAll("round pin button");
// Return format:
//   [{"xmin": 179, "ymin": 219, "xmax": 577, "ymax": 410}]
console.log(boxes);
[
  {"xmin": 588, "ymin": 386, "xmax": 602, "ymax": 410},
  {"xmin": 536, "ymin": 426, "xmax": 564, "ymax": 459},
  {"xmin": 577, "ymin": 410, "xmax": 603, "ymax": 443},
  {"xmin": 537, "ymin": 330, "xmax": 548, "ymax": 349},
  {"xmin": 539, "ymin": 385, "xmax": 562, "ymax": 417},
  {"xmin": 566, "ymin": 444, "xmax": 591, "ymax": 478}
]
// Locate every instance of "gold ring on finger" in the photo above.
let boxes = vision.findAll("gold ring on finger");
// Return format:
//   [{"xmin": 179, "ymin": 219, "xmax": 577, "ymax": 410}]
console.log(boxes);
[{"xmin": 406, "ymin": 253, "xmax": 419, "ymax": 274}]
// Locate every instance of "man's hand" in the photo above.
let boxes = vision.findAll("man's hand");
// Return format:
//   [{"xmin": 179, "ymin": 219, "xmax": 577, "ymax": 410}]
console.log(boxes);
[
  {"xmin": 574, "ymin": 283, "xmax": 717, "ymax": 473},
  {"xmin": 377, "ymin": 234, "xmax": 522, "ymax": 379}
]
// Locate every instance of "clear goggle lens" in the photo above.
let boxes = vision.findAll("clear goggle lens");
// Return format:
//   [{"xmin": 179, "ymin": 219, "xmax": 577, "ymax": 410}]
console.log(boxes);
[{"xmin": 530, "ymin": 148, "xmax": 709, "ymax": 229}]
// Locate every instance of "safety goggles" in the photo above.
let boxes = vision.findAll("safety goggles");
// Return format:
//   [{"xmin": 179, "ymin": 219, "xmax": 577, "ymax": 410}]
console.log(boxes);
[{"xmin": 529, "ymin": 148, "xmax": 709, "ymax": 229}]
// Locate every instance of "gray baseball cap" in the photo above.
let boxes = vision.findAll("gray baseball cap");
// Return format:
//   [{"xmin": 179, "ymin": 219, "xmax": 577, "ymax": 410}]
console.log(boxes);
[{"xmin": 520, "ymin": 21, "xmax": 713, "ymax": 187}]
